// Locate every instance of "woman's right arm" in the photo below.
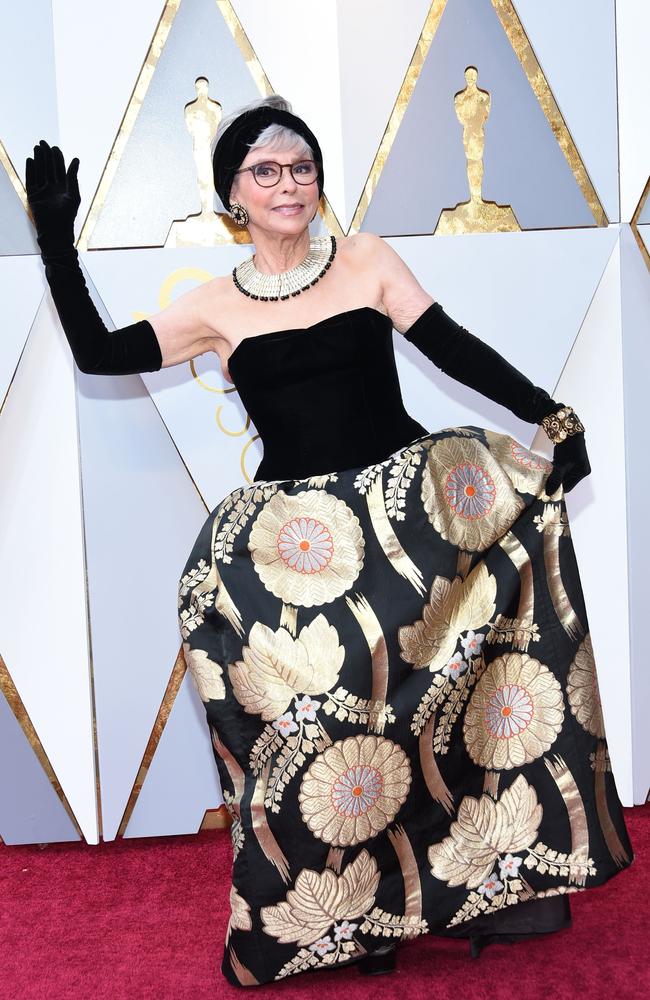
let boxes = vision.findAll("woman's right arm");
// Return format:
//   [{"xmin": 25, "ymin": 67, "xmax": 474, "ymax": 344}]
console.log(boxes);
[{"xmin": 26, "ymin": 140, "xmax": 215, "ymax": 374}]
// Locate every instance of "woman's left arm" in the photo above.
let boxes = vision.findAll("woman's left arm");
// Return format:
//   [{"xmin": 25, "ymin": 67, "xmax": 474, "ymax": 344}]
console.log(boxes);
[{"xmin": 368, "ymin": 234, "xmax": 590, "ymax": 494}]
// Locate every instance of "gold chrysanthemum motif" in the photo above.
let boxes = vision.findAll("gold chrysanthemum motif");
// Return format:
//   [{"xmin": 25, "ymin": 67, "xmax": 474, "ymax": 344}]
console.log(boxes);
[
  {"xmin": 299, "ymin": 734, "xmax": 411, "ymax": 845},
  {"xmin": 248, "ymin": 490, "xmax": 364, "ymax": 607},
  {"xmin": 483, "ymin": 429, "xmax": 553, "ymax": 496},
  {"xmin": 182, "ymin": 643, "xmax": 226, "ymax": 702},
  {"xmin": 463, "ymin": 651, "xmax": 565, "ymax": 769},
  {"xmin": 421, "ymin": 436, "xmax": 526, "ymax": 551},
  {"xmin": 567, "ymin": 633, "xmax": 605, "ymax": 738}
]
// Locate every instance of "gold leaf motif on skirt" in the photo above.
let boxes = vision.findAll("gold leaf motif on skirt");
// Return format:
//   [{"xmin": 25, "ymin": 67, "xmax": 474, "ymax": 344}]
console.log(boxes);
[
  {"xmin": 567, "ymin": 633, "xmax": 606, "ymax": 738},
  {"xmin": 260, "ymin": 849, "xmax": 380, "ymax": 946},
  {"xmin": 463, "ymin": 651, "xmax": 565, "ymax": 768},
  {"xmin": 421, "ymin": 436, "xmax": 526, "ymax": 551},
  {"xmin": 228, "ymin": 884, "xmax": 252, "ymax": 935},
  {"xmin": 248, "ymin": 489, "xmax": 365, "ymax": 607},
  {"xmin": 228, "ymin": 613, "xmax": 345, "ymax": 721},
  {"xmin": 428, "ymin": 774, "xmax": 542, "ymax": 889},
  {"xmin": 399, "ymin": 562, "xmax": 497, "ymax": 671},
  {"xmin": 182, "ymin": 643, "xmax": 226, "ymax": 702}
]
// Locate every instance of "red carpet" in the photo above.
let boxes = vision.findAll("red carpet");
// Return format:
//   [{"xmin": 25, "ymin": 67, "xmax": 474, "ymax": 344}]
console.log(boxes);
[{"xmin": 1, "ymin": 805, "xmax": 647, "ymax": 1000}]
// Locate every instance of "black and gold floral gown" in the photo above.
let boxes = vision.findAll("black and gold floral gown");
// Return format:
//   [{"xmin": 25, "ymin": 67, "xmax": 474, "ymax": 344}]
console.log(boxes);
[{"xmin": 177, "ymin": 305, "xmax": 633, "ymax": 988}]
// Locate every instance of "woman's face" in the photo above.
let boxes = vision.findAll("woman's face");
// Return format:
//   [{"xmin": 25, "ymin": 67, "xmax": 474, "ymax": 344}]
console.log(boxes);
[{"xmin": 229, "ymin": 141, "xmax": 320, "ymax": 232}]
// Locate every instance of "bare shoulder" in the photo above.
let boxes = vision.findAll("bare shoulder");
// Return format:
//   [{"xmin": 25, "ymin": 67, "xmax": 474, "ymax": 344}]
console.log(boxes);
[
  {"xmin": 193, "ymin": 273, "xmax": 232, "ymax": 335},
  {"xmin": 337, "ymin": 232, "xmax": 385, "ymax": 277},
  {"xmin": 349, "ymin": 232, "xmax": 436, "ymax": 334},
  {"xmin": 196, "ymin": 272, "xmax": 230, "ymax": 308},
  {"xmin": 338, "ymin": 231, "xmax": 381, "ymax": 258}
]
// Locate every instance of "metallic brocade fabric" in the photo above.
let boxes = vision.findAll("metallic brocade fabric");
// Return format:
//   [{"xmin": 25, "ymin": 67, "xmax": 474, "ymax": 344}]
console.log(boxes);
[{"xmin": 178, "ymin": 424, "xmax": 633, "ymax": 987}]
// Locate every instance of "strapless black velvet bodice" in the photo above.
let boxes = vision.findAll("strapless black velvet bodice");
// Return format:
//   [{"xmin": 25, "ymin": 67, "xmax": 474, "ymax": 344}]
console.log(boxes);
[{"xmin": 227, "ymin": 306, "xmax": 428, "ymax": 481}]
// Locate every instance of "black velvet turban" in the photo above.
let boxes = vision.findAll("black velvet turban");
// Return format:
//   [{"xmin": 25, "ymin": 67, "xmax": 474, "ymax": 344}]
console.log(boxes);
[{"xmin": 212, "ymin": 106, "xmax": 324, "ymax": 211}]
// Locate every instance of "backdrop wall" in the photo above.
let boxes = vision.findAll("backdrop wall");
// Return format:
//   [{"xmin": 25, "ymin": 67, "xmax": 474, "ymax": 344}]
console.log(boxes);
[{"xmin": 1, "ymin": 0, "xmax": 648, "ymax": 846}]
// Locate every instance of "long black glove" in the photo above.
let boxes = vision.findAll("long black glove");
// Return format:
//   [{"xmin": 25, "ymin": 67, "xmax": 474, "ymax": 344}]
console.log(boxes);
[
  {"xmin": 25, "ymin": 139, "xmax": 163, "ymax": 375},
  {"xmin": 403, "ymin": 301, "xmax": 590, "ymax": 494}
]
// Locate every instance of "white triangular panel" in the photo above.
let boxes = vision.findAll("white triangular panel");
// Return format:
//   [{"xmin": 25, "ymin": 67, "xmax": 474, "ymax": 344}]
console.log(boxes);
[
  {"xmin": 124, "ymin": 672, "xmax": 223, "ymax": 838},
  {"xmin": 51, "ymin": 0, "xmax": 166, "ymax": 237},
  {"xmin": 616, "ymin": 1, "xmax": 650, "ymax": 221},
  {"xmin": 619, "ymin": 223, "xmax": 650, "ymax": 804},
  {"xmin": 0, "ymin": 687, "xmax": 80, "ymax": 845},
  {"xmin": 0, "ymin": 294, "xmax": 97, "ymax": 841},
  {"xmin": 0, "ymin": 0, "xmax": 59, "ymax": 208},
  {"xmin": 0, "ymin": 257, "xmax": 47, "ymax": 407},
  {"xmin": 530, "ymin": 233, "xmax": 632, "ymax": 804},
  {"xmin": 394, "ymin": 226, "xmax": 619, "ymax": 444},
  {"xmin": 232, "ymin": 0, "xmax": 343, "ymax": 219},
  {"xmin": 74, "ymin": 262, "xmax": 210, "ymax": 841}
]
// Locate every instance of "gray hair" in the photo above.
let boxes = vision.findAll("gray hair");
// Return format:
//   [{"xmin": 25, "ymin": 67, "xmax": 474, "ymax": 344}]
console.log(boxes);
[{"xmin": 212, "ymin": 94, "xmax": 313, "ymax": 198}]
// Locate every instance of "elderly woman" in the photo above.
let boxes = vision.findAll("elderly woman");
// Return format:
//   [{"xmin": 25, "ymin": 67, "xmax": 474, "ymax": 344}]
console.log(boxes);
[{"xmin": 27, "ymin": 95, "xmax": 631, "ymax": 989}]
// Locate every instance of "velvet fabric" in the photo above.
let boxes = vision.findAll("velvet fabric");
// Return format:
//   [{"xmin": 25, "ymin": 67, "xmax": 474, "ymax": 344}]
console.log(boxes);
[
  {"xmin": 41, "ymin": 249, "xmax": 163, "ymax": 375},
  {"xmin": 402, "ymin": 301, "xmax": 561, "ymax": 425},
  {"xmin": 228, "ymin": 306, "xmax": 426, "ymax": 481},
  {"xmin": 26, "ymin": 140, "xmax": 163, "ymax": 375}
]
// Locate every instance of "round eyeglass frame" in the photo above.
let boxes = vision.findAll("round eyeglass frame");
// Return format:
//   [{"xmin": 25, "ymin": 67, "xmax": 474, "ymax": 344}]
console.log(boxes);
[{"xmin": 233, "ymin": 158, "xmax": 320, "ymax": 188}]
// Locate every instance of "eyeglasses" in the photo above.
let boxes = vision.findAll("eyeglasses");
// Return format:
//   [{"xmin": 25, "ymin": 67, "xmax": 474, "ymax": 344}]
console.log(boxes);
[{"xmin": 234, "ymin": 159, "xmax": 319, "ymax": 188}]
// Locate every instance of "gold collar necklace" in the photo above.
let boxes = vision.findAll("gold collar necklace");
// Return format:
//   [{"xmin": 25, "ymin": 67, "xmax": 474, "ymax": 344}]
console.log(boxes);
[{"xmin": 232, "ymin": 234, "xmax": 337, "ymax": 301}]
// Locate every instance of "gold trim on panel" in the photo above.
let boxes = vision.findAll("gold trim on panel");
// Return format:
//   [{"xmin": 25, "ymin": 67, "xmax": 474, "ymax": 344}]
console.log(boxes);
[
  {"xmin": 630, "ymin": 173, "xmax": 650, "ymax": 272},
  {"xmin": 199, "ymin": 805, "xmax": 232, "ymax": 830},
  {"xmin": 215, "ymin": 1, "xmax": 343, "ymax": 238},
  {"xmin": 0, "ymin": 138, "xmax": 30, "ymax": 214},
  {"xmin": 77, "ymin": 0, "xmax": 343, "ymax": 251},
  {"xmin": 494, "ymin": 0, "xmax": 606, "ymax": 226},
  {"xmin": 77, "ymin": 438, "xmax": 104, "ymax": 844},
  {"xmin": 117, "ymin": 643, "xmax": 188, "ymax": 837},
  {"xmin": 0, "ymin": 291, "xmax": 45, "ymax": 421},
  {"xmin": 349, "ymin": 0, "xmax": 608, "ymax": 234},
  {"xmin": 0, "ymin": 654, "xmax": 84, "ymax": 839},
  {"xmin": 77, "ymin": 0, "xmax": 181, "ymax": 251},
  {"xmin": 349, "ymin": 0, "xmax": 445, "ymax": 235}
]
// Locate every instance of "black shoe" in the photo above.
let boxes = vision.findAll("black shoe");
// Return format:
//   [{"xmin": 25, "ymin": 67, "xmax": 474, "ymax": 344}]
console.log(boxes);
[
  {"xmin": 467, "ymin": 896, "xmax": 573, "ymax": 958},
  {"xmin": 357, "ymin": 941, "xmax": 397, "ymax": 975}
]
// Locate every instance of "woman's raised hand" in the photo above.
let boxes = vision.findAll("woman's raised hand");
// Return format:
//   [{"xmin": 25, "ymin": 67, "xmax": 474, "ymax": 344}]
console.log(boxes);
[{"xmin": 25, "ymin": 139, "xmax": 81, "ymax": 256}]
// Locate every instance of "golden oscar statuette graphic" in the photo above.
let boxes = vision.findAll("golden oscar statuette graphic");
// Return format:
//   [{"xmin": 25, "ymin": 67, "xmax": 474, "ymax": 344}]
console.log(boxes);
[
  {"xmin": 165, "ymin": 76, "xmax": 250, "ymax": 247},
  {"xmin": 437, "ymin": 66, "xmax": 520, "ymax": 235}
]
